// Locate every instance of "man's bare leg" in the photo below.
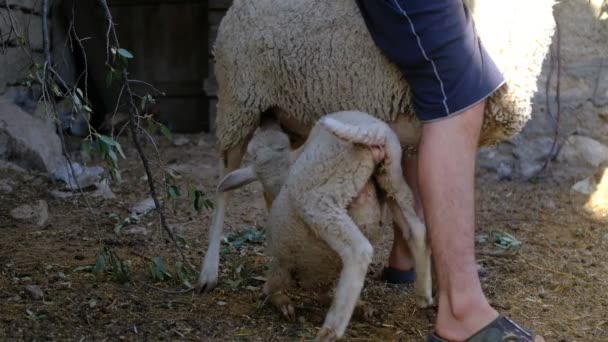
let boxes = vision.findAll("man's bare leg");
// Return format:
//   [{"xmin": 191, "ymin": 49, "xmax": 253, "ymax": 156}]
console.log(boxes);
[{"xmin": 417, "ymin": 101, "xmax": 498, "ymax": 340}]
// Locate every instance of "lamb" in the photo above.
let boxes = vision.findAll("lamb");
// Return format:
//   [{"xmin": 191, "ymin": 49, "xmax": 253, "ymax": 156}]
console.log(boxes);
[
  {"xmin": 218, "ymin": 111, "xmax": 432, "ymax": 341},
  {"xmin": 197, "ymin": 0, "xmax": 557, "ymax": 292}
]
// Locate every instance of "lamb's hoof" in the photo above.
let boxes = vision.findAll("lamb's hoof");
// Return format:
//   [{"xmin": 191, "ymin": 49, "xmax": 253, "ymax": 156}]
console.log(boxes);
[
  {"xmin": 354, "ymin": 301, "xmax": 377, "ymax": 321},
  {"xmin": 315, "ymin": 326, "xmax": 338, "ymax": 342},
  {"xmin": 415, "ymin": 294, "xmax": 434, "ymax": 309},
  {"xmin": 196, "ymin": 271, "xmax": 218, "ymax": 294},
  {"xmin": 270, "ymin": 292, "xmax": 296, "ymax": 321}
]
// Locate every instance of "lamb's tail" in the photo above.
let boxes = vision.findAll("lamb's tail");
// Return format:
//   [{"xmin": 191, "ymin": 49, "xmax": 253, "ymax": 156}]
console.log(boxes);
[{"xmin": 319, "ymin": 117, "xmax": 386, "ymax": 146}]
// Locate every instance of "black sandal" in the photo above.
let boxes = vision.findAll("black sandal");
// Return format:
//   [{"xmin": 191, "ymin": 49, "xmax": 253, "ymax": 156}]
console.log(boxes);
[
  {"xmin": 380, "ymin": 266, "xmax": 416, "ymax": 284},
  {"xmin": 427, "ymin": 315, "xmax": 540, "ymax": 342}
]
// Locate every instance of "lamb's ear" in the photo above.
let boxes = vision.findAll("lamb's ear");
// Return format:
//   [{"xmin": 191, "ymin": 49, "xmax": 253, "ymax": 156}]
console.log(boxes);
[{"xmin": 217, "ymin": 166, "xmax": 257, "ymax": 192}]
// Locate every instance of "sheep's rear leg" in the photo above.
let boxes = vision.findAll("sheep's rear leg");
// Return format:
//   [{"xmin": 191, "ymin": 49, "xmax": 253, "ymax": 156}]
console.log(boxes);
[
  {"xmin": 374, "ymin": 133, "xmax": 433, "ymax": 308},
  {"xmin": 301, "ymin": 201, "xmax": 373, "ymax": 341},
  {"xmin": 388, "ymin": 199, "xmax": 433, "ymax": 308},
  {"xmin": 197, "ymin": 144, "xmax": 247, "ymax": 293},
  {"xmin": 263, "ymin": 261, "xmax": 296, "ymax": 321}
]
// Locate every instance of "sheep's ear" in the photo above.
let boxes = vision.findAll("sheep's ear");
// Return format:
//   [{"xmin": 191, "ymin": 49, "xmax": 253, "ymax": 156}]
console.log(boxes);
[{"xmin": 217, "ymin": 166, "xmax": 257, "ymax": 192}]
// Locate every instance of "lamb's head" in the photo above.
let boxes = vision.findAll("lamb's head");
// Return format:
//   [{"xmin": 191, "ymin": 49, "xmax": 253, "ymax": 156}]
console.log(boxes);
[{"xmin": 217, "ymin": 121, "xmax": 292, "ymax": 208}]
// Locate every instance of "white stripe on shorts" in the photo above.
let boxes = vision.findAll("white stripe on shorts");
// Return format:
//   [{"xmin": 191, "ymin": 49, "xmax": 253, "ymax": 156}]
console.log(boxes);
[{"xmin": 390, "ymin": 0, "xmax": 450, "ymax": 116}]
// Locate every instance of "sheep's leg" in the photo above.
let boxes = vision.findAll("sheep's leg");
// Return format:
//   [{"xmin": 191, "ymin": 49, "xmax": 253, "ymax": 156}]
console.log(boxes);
[
  {"xmin": 388, "ymin": 199, "xmax": 433, "ymax": 308},
  {"xmin": 197, "ymin": 144, "xmax": 247, "ymax": 293},
  {"xmin": 301, "ymin": 201, "xmax": 373, "ymax": 342},
  {"xmin": 263, "ymin": 261, "xmax": 296, "ymax": 321},
  {"xmin": 373, "ymin": 129, "xmax": 433, "ymax": 308},
  {"xmin": 376, "ymin": 162, "xmax": 433, "ymax": 308}
]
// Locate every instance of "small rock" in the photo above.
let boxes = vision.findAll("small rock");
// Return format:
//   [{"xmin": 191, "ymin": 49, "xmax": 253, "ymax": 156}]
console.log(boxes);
[
  {"xmin": 10, "ymin": 200, "xmax": 49, "ymax": 226},
  {"xmin": 123, "ymin": 226, "xmax": 150, "ymax": 235},
  {"xmin": 49, "ymin": 189, "xmax": 75, "ymax": 199},
  {"xmin": 24, "ymin": 285, "xmax": 44, "ymax": 300},
  {"xmin": 519, "ymin": 160, "xmax": 543, "ymax": 179},
  {"xmin": 52, "ymin": 162, "xmax": 104, "ymax": 190},
  {"xmin": 0, "ymin": 178, "xmax": 14, "ymax": 193},
  {"xmin": 497, "ymin": 160, "xmax": 514, "ymax": 180},
  {"xmin": 603, "ymin": 233, "xmax": 608, "ymax": 241},
  {"xmin": 130, "ymin": 197, "xmax": 158, "ymax": 218},
  {"xmin": 557, "ymin": 135, "xmax": 608, "ymax": 168},
  {"xmin": 0, "ymin": 98, "xmax": 66, "ymax": 172},
  {"xmin": 0, "ymin": 160, "xmax": 26, "ymax": 173},
  {"xmin": 543, "ymin": 199, "xmax": 556, "ymax": 209},
  {"xmin": 172, "ymin": 136, "xmax": 191, "ymax": 147},
  {"xmin": 513, "ymin": 136, "xmax": 555, "ymax": 162},
  {"xmin": 90, "ymin": 179, "xmax": 115, "ymax": 199},
  {"xmin": 571, "ymin": 176, "xmax": 597, "ymax": 195}
]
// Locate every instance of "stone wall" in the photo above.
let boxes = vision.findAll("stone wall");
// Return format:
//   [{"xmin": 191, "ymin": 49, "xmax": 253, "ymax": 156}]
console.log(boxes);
[
  {"xmin": 479, "ymin": 0, "xmax": 608, "ymax": 180},
  {"xmin": 1, "ymin": 0, "xmax": 75, "ymax": 110},
  {"xmin": 0, "ymin": 0, "xmax": 44, "ymax": 95}
]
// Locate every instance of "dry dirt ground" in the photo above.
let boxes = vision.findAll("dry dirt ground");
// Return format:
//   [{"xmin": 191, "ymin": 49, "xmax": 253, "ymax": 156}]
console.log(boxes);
[{"xmin": 0, "ymin": 132, "xmax": 607, "ymax": 341}]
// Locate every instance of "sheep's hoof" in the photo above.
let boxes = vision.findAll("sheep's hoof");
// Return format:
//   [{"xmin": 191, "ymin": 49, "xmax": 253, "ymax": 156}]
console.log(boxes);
[
  {"xmin": 196, "ymin": 271, "xmax": 218, "ymax": 294},
  {"xmin": 415, "ymin": 294, "xmax": 434, "ymax": 309},
  {"xmin": 315, "ymin": 326, "xmax": 338, "ymax": 342},
  {"xmin": 269, "ymin": 292, "xmax": 296, "ymax": 321},
  {"xmin": 354, "ymin": 300, "xmax": 377, "ymax": 321}
]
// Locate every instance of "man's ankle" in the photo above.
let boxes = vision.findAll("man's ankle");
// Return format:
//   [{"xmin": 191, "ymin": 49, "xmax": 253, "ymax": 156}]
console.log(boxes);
[{"xmin": 435, "ymin": 294, "xmax": 499, "ymax": 341}]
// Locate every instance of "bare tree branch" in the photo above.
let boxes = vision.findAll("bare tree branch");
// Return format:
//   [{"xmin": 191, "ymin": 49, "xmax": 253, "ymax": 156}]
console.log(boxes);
[
  {"xmin": 538, "ymin": 15, "xmax": 562, "ymax": 174},
  {"xmin": 96, "ymin": 0, "xmax": 187, "ymax": 263}
]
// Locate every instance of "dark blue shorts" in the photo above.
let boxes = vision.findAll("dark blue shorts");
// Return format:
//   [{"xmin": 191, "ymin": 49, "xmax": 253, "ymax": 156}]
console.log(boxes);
[{"xmin": 355, "ymin": 0, "xmax": 505, "ymax": 122}]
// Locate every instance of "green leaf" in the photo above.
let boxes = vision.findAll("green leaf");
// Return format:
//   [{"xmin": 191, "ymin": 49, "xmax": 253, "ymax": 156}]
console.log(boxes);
[
  {"xmin": 98, "ymin": 135, "xmax": 117, "ymax": 146},
  {"xmin": 108, "ymin": 149, "xmax": 118, "ymax": 163},
  {"xmin": 51, "ymin": 82, "xmax": 62, "ymax": 97},
  {"xmin": 167, "ymin": 185, "xmax": 179, "ymax": 199},
  {"xmin": 111, "ymin": 168, "xmax": 123, "ymax": 183},
  {"xmin": 76, "ymin": 88, "xmax": 84, "ymax": 99},
  {"xmin": 93, "ymin": 255, "xmax": 105, "ymax": 273},
  {"xmin": 117, "ymin": 48, "xmax": 134, "ymax": 59},
  {"xmin": 175, "ymin": 261, "xmax": 192, "ymax": 288},
  {"xmin": 158, "ymin": 123, "xmax": 173, "ymax": 141},
  {"xmin": 73, "ymin": 265, "xmax": 93, "ymax": 273},
  {"xmin": 82, "ymin": 105, "xmax": 93, "ymax": 113},
  {"xmin": 82, "ymin": 140, "xmax": 91, "ymax": 157},
  {"xmin": 115, "ymin": 143, "xmax": 126, "ymax": 159}
]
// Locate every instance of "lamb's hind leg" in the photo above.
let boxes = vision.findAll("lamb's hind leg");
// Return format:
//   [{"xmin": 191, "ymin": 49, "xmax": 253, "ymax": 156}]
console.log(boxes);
[
  {"xmin": 374, "ymin": 136, "xmax": 433, "ymax": 308},
  {"xmin": 197, "ymin": 144, "xmax": 248, "ymax": 293},
  {"xmin": 301, "ymin": 200, "xmax": 373, "ymax": 342},
  {"xmin": 263, "ymin": 260, "xmax": 296, "ymax": 321}
]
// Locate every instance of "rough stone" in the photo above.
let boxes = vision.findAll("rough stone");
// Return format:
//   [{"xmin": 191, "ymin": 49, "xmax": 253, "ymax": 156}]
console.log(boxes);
[
  {"xmin": 123, "ymin": 226, "xmax": 150, "ymax": 236},
  {"xmin": 557, "ymin": 135, "xmax": 608, "ymax": 168},
  {"xmin": 513, "ymin": 137, "xmax": 555, "ymax": 162},
  {"xmin": 172, "ymin": 136, "xmax": 191, "ymax": 147},
  {"xmin": 10, "ymin": 200, "xmax": 49, "ymax": 227},
  {"xmin": 571, "ymin": 176, "xmax": 596, "ymax": 195},
  {"xmin": 130, "ymin": 197, "xmax": 157, "ymax": 218},
  {"xmin": 0, "ymin": 178, "xmax": 14, "ymax": 193},
  {"xmin": 0, "ymin": 49, "xmax": 44, "ymax": 90},
  {"xmin": 519, "ymin": 160, "xmax": 544, "ymax": 180},
  {"xmin": 0, "ymin": 8, "xmax": 43, "ymax": 49},
  {"xmin": 0, "ymin": 160, "xmax": 27, "ymax": 172},
  {"xmin": 89, "ymin": 179, "xmax": 115, "ymax": 199},
  {"xmin": 0, "ymin": 98, "xmax": 66, "ymax": 173},
  {"xmin": 24, "ymin": 285, "xmax": 44, "ymax": 301},
  {"xmin": 52, "ymin": 161, "xmax": 104, "ymax": 190}
]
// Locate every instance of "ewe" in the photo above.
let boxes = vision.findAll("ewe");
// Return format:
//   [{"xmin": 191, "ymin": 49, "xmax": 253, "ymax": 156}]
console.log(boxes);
[{"xmin": 198, "ymin": 0, "xmax": 557, "ymax": 293}]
